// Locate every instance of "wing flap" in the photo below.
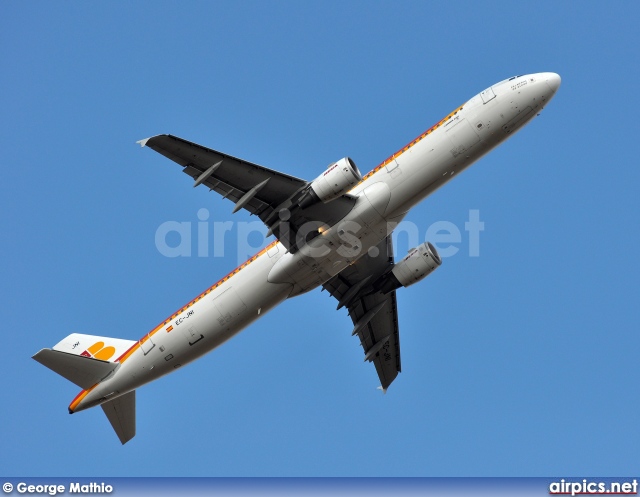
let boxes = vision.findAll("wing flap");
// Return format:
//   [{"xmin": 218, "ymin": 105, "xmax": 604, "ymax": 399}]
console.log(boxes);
[
  {"xmin": 182, "ymin": 163, "xmax": 271, "ymax": 215},
  {"xmin": 141, "ymin": 134, "xmax": 357, "ymax": 252},
  {"xmin": 146, "ymin": 134, "xmax": 304, "ymax": 213},
  {"xmin": 323, "ymin": 236, "xmax": 402, "ymax": 389},
  {"xmin": 350, "ymin": 291, "xmax": 401, "ymax": 388}
]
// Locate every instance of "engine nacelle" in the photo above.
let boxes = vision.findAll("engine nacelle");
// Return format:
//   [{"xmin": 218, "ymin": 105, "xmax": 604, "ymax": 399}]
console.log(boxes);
[
  {"xmin": 298, "ymin": 157, "xmax": 362, "ymax": 209},
  {"xmin": 375, "ymin": 242, "xmax": 442, "ymax": 294}
]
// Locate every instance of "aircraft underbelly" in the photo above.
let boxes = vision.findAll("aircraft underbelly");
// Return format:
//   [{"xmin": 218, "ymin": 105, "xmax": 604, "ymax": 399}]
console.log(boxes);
[
  {"xmin": 83, "ymin": 254, "xmax": 293, "ymax": 406},
  {"xmin": 268, "ymin": 184, "xmax": 393, "ymax": 296},
  {"xmin": 58, "ymin": 72, "xmax": 561, "ymax": 426}
]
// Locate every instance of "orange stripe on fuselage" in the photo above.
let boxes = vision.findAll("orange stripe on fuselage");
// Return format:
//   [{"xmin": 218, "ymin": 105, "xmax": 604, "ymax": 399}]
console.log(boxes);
[
  {"xmin": 68, "ymin": 384, "xmax": 97, "ymax": 412},
  {"xmin": 115, "ymin": 240, "xmax": 280, "ymax": 365},
  {"xmin": 115, "ymin": 106, "xmax": 464, "ymax": 366},
  {"xmin": 359, "ymin": 104, "xmax": 465, "ymax": 183}
]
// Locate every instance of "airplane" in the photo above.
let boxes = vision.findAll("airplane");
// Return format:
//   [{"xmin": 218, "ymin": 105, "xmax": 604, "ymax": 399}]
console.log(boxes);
[{"xmin": 33, "ymin": 72, "xmax": 561, "ymax": 444}]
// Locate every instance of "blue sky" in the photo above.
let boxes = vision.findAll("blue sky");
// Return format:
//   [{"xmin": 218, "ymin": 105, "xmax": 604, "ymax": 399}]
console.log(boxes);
[{"xmin": 1, "ymin": 1, "xmax": 639, "ymax": 477}]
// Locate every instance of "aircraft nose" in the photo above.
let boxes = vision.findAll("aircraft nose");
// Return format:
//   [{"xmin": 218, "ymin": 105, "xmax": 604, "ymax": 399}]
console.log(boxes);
[{"xmin": 543, "ymin": 72, "xmax": 561, "ymax": 93}]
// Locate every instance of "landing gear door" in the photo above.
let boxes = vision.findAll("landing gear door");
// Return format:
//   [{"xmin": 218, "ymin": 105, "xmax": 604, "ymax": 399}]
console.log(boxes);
[{"xmin": 480, "ymin": 87, "xmax": 496, "ymax": 104}]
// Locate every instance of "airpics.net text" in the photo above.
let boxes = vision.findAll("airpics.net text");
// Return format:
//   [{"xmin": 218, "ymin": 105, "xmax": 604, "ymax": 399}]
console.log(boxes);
[{"xmin": 154, "ymin": 208, "xmax": 485, "ymax": 264}]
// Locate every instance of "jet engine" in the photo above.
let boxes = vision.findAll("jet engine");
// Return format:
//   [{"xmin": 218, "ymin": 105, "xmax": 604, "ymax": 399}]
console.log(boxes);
[
  {"xmin": 298, "ymin": 157, "xmax": 362, "ymax": 209},
  {"xmin": 375, "ymin": 242, "xmax": 442, "ymax": 294}
]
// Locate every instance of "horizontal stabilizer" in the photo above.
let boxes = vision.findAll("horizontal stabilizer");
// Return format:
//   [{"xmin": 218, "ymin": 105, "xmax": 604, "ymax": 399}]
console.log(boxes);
[
  {"xmin": 32, "ymin": 349, "xmax": 117, "ymax": 389},
  {"xmin": 101, "ymin": 390, "xmax": 136, "ymax": 445}
]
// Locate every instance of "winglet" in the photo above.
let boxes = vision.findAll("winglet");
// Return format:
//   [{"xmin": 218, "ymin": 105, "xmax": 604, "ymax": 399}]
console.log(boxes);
[{"xmin": 136, "ymin": 137, "xmax": 151, "ymax": 148}]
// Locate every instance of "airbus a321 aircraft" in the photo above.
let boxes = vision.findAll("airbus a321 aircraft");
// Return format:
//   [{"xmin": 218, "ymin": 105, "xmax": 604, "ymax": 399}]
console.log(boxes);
[{"xmin": 34, "ymin": 72, "xmax": 560, "ymax": 444}]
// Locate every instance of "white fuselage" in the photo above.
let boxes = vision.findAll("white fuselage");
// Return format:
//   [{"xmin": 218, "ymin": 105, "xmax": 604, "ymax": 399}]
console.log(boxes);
[{"xmin": 70, "ymin": 72, "xmax": 560, "ymax": 413}]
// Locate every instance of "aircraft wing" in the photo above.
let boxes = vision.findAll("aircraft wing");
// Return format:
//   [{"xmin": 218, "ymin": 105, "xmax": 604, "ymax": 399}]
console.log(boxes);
[
  {"xmin": 139, "ymin": 134, "xmax": 356, "ymax": 252},
  {"xmin": 323, "ymin": 236, "xmax": 401, "ymax": 390}
]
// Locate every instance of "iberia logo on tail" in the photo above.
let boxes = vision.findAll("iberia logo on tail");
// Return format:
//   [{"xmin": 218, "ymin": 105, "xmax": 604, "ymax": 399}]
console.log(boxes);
[{"xmin": 80, "ymin": 341, "xmax": 116, "ymax": 361}]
